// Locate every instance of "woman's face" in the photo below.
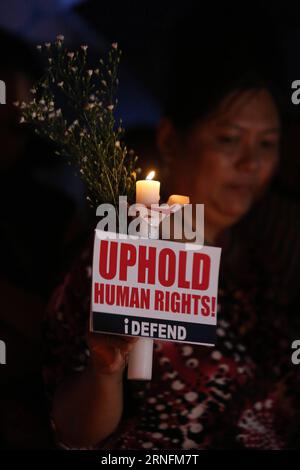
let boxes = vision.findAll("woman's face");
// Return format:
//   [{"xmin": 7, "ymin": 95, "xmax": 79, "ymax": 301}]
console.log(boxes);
[{"xmin": 160, "ymin": 89, "xmax": 280, "ymax": 236}]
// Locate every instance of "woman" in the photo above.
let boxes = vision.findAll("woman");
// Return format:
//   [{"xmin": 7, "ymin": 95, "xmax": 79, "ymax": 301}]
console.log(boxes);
[{"xmin": 43, "ymin": 20, "xmax": 300, "ymax": 449}]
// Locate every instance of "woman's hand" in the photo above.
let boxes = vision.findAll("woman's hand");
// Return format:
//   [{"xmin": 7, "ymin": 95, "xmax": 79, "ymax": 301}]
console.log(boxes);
[
  {"xmin": 53, "ymin": 331, "xmax": 138, "ymax": 446},
  {"xmin": 87, "ymin": 332, "xmax": 138, "ymax": 376}
]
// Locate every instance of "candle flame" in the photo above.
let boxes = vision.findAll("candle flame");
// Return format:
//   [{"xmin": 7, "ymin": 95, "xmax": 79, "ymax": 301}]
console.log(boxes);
[{"xmin": 146, "ymin": 170, "xmax": 155, "ymax": 181}]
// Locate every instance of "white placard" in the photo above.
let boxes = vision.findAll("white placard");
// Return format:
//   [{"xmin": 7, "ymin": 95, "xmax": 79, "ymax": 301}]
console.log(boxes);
[{"xmin": 90, "ymin": 230, "xmax": 221, "ymax": 346}]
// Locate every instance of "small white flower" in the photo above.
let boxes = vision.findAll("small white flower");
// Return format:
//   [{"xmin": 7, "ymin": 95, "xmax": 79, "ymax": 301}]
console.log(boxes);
[
  {"xmin": 30, "ymin": 88, "xmax": 36, "ymax": 94},
  {"xmin": 87, "ymin": 69, "xmax": 93, "ymax": 76},
  {"xmin": 84, "ymin": 103, "xmax": 95, "ymax": 110},
  {"xmin": 57, "ymin": 81, "xmax": 64, "ymax": 88},
  {"xmin": 71, "ymin": 66, "xmax": 77, "ymax": 72},
  {"xmin": 83, "ymin": 156, "xmax": 88, "ymax": 162},
  {"xmin": 36, "ymin": 45, "xmax": 42, "ymax": 51},
  {"xmin": 39, "ymin": 99, "xmax": 45, "ymax": 105},
  {"xmin": 20, "ymin": 116, "xmax": 26, "ymax": 123},
  {"xmin": 48, "ymin": 58, "xmax": 52, "ymax": 64},
  {"xmin": 38, "ymin": 116, "xmax": 45, "ymax": 121},
  {"xmin": 48, "ymin": 112, "xmax": 55, "ymax": 119},
  {"xmin": 73, "ymin": 119, "xmax": 79, "ymax": 126},
  {"xmin": 13, "ymin": 101, "xmax": 19, "ymax": 107},
  {"xmin": 80, "ymin": 168, "xmax": 84, "ymax": 174},
  {"xmin": 31, "ymin": 112, "xmax": 36, "ymax": 118},
  {"xmin": 56, "ymin": 34, "xmax": 64, "ymax": 41},
  {"xmin": 89, "ymin": 94, "xmax": 96, "ymax": 101},
  {"xmin": 45, "ymin": 42, "xmax": 51, "ymax": 49},
  {"xmin": 56, "ymin": 108, "xmax": 62, "ymax": 116},
  {"xmin": 20, "ymin": 102, "xmax": 26, "ymax": 109},
  {"xmin": 81, "ymin": 45, "xmax": 88, "ymax": 52},
  {"xmin": 112, "ymin": 42, "xmax": 118, "ymax": 49},
  {"xmin": 107, "ymin": 104, "xmax": 114, "ymax": 111},
  {"xmin": 115, "ymin": 140, "xmax": 121, "ymax": 148},
  {"xmin": 67, "ymin": 52, "xmax": 75, "ymax": 59},
  {"xmin": 49, "ymin": 101, "xmax": 54, "ymax": 107},
  {"xmin": 101, "ymin": 79, "xmax": 107, "ymax": 86},
  {"xmin": 94, "ymin": 68, "xmax": 99, "ymax": 75}
]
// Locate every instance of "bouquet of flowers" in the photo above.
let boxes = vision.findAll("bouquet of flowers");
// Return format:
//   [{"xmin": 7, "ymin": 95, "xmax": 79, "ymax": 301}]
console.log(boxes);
[{"xmin": 17, "ymin": 35, "xmax": 138, "ymax": 208}]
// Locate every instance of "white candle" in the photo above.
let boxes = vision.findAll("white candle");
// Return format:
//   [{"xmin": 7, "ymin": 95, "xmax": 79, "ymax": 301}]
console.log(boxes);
[
  {"xmin": 127, "ymin": 171, "xmax": 160, "ymax": 380},
  {"xmin": 136, "ymin": 171, "xmax": 160, "ymax": 206},
  {"xmin": 127, "ymin": 337, "xmax": 154, "ymax": 381}
]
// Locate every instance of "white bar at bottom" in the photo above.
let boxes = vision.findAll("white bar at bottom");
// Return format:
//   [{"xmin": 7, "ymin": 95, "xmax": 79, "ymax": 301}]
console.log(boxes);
[{"xmin": 127, "ymin": 211, "xmax": 159, "ymax": 380}]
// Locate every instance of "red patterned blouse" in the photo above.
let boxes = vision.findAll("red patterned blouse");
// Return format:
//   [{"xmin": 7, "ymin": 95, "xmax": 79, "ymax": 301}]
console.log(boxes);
[{"xmin": 43, "ymin": 232, "xmax": 300, "ymax": 450}]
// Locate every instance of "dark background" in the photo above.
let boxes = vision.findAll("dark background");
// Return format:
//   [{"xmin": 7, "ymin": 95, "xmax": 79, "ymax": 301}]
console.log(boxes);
[{"xmin": 0, "ymin": 0, "xmax": 300, "ymax": 449}]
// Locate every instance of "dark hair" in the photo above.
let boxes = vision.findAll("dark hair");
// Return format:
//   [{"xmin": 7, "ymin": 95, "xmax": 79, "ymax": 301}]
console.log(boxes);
[{"xmin": 163, "ymin": 7, "xmax": 284, "ymax": 131}]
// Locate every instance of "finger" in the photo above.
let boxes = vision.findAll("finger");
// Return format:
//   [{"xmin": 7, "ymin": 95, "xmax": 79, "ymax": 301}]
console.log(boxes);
[
  {"xmin": 100, "ymin": 348, "xmax": 124, "ymax": 373},
  {"xmin": 121, "ymin": 336, "xmax": 139, "ymax": 344},
  {"xmin": 90, "ymin": 345, "xmax": 116, "ymax": 368},
  {"xmin": 90, "ymin": 333, "xmax": 138, "ymax": 351},
  {"xmin": 105, "ymin": 336, "xmax": 137, "ymax": 353}
]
